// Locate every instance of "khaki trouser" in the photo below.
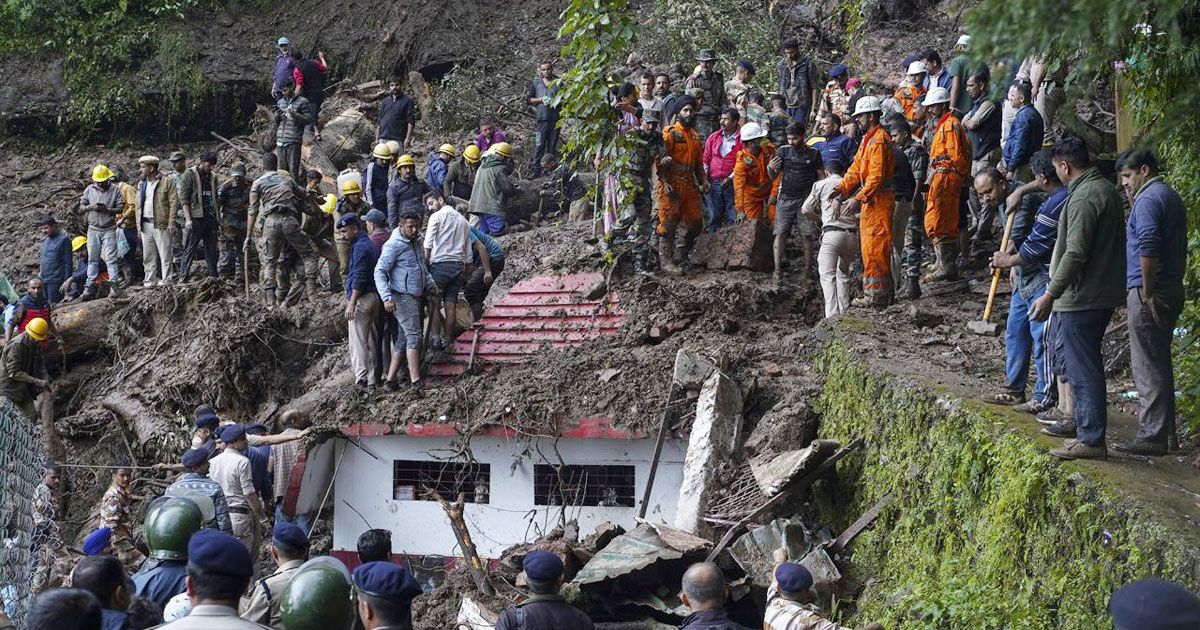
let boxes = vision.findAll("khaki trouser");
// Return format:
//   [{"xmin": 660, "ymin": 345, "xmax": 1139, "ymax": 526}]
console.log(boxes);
[
  {"xmin": 230, "ymin": 511, "xmax": 260, "ymax": 555},
  {"xmin": 818, "ymin": 227, "xmax": 859, "ymax": 318},
  {"xmin": 568, "ymin": 196, "xmax": 592, "ymax": 222},
  {"xmin": 141, "ymin": 223, "xmax": 174, "ymax": 283},
  {"xmin": 349, "ymin": 293, "xmax": 381, "ymax": 385},
  {"xmin": 258, "ymin": 215, "xmax": 318, "ymax": 291}
]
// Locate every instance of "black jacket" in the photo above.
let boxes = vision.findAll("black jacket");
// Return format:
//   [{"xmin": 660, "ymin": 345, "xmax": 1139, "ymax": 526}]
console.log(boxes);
[
  {"xmin": 495, "ymin": 594, "xmax": 593, "ymax": 630},
  {"xmin": 680, "ymin": 609, "xmax": 755, "ymax": 630}
]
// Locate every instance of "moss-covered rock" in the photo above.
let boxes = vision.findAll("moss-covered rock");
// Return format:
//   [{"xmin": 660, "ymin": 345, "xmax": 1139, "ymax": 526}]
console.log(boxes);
[{"xmin": 811, "ymin": 344, "xmax": 1200, "ymax": 629}]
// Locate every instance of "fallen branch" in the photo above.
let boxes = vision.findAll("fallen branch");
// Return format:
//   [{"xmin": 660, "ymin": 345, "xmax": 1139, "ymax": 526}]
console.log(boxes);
[
  {"xmin": 17, "ymin": 184, "xmax": 82, "ymax": 211},
  {"xmin": 211, "ymin": 131, "xmax": 259, "ymax": 162},
  {"xmin": 425, "ymin": 488, "xmax": 494, "ymax": 596},
  {"xmin": 100, "ymin": 392, "xmax": 170, "ymax": 447},
  {"xmin": 19, "ymin": 151, "xmax": 70, "ymax": 185}
]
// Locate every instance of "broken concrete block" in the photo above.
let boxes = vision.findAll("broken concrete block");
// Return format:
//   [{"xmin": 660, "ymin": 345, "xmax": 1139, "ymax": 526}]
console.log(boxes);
[
  {"xmin": 672, "ymin": 349, "xmax": 716, "ymax": 390},
  {"xmin": 692, "ymin": 219, "xmax": 774, "ymax": 271},
  {"xmin": 674, "ymin": 370, "xmax": 745, "ymax": 535},
  {"xmin": 749, "ymin": 439, "xmax": 840, "ymax": 497}
]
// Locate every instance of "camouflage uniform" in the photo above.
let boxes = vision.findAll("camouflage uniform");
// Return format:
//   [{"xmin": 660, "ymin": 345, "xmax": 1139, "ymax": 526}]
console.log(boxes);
[
  {"xmin": 97, "ymin": 482, "xmax": 145, "ymax": 570},
  {"xmin": 217, "ymin": 178, "xmax": 251, "ymax": 278},
  {"xmin": 614, "ymin": 127, "xmax": 665, "ymax": 266},
  {"xmin": 685, "ymin": 70, "xmax": 726, "ymax": 139},
  {"xmin": 901, "ymin": 141, "xmax": 930, "ymax": 280},
  {"xmin": 30, "ymin": 483, "xmax": 71, "ymax": 594},
  {"xmin": 248, "ymin": 170, "xmax": 319, "ymax": 303}
]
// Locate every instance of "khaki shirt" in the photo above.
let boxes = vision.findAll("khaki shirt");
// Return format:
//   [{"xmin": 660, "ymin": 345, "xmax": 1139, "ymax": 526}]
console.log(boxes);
[
  {"xmin": 239, "ymin": 559, "xmax": 304, "ymax": 626},
  {"xmin": 763, "ymin": 584, "xmax": 853, "ymax": 630},
  {"xmin": 157, "ymin": 604, "xmax": 272, "ymax": 630},
  {"xmin": 209, "ymin": 449, "xmax": 255, "ymax": 510}
]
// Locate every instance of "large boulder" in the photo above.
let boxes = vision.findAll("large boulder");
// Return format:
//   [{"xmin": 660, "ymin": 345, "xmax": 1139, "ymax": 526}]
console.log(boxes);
[{"xmin": 692, "ymin": 219, "xmax": 774, "ymax": 271}]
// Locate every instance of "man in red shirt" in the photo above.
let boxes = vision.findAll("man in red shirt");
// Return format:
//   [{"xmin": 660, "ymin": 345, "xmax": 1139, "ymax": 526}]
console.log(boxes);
[{"xmin": 701, "ymin": 108, "xmax": 744, "ymax": 232}]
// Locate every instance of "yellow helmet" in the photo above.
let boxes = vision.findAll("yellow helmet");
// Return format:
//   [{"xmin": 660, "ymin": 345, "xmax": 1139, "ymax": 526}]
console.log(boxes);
[
  {"xmin": 385, "ymin": 140, "xmax": 401, "ymax": 156},
  {"xmin": 340, "ymin": 180, "xmax": 363, "ymax": 195},
  {"xmin": 91, "ymin": 164, "xmax": 115, "ymax": 182},
  {"xmin": 437, "ymin": 143, "xmax": 458, "ymax": 157},
  {"xmin": 490, "ymin": 142, "xmax": 512, "ymax": 158},
  {"xmin": 25, "ymin": 318, "xmax": 48, "ymax": 341},
  {"xmin": 321, "ymin": 193, "xmax": 338, "ymax": 215},
  {"xmin": 371, "ymin": 143, "xmax": 393, "ymax": 160},
  {"xmin": 72, "ymin": 236, "xmax": 88, "ymax": 252},
  {"xmin": 463, "ymin": 145, "xmax": 481, "ymax": 164},
  {"xmin": 395, "ymin": 154, "xmax": 415, "ymax": 168}
]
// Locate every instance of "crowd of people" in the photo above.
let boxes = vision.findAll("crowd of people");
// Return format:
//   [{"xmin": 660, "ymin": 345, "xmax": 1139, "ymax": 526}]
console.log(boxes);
[{"xmin": 0, "ymin": 28, "xmax": 1195, "ymax": 630}]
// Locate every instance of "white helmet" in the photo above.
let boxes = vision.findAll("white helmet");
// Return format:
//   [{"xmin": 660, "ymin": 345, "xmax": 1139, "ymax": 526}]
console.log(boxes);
[
  {"xmin": 906, "ymin": 60, "xmax": 928, "ymax": 75},
  {"xmin": 739, "ymin": 122, "xmax": 767, "ymax": 141},
  {"xmin": 851, "ymin": 95, "xmax": 883, "ymax": 117},
  {"xmin": 922, "ymin": 87, "xmax": 951, "ymax": 106}
]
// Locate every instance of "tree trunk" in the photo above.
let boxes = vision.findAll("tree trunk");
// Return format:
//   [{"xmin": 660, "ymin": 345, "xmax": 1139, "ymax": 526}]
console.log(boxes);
[{"xmin": 100, "ymin": 392, "xmax": 168, "ymax": 447}]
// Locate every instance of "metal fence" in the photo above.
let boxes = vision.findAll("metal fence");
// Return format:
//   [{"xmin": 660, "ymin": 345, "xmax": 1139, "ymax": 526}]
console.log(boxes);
[{"xmin": 0, "ymin": 400, "xmax": 43, "ymax": 625}]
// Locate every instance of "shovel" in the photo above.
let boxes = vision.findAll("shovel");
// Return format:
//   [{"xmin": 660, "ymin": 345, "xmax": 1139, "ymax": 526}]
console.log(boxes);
[{"xmin": 967, "ymin": 207, "xmax": 1018, "ymax": 336}]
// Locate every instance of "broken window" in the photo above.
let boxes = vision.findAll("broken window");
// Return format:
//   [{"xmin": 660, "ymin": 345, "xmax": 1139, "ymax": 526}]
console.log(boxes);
[
  {"xmin": 392, "ymin": 460, "xmax": 491, "ymax": 504},
  {"xmin": 533, "ymin": 464, "xmax": 636, "ymax": 507}
]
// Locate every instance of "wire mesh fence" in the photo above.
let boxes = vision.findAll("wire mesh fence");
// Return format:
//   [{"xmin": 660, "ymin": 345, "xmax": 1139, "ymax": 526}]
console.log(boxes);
[{"xmin": 0, "ymin": 399, "xmax": 45, "ymax": 626}]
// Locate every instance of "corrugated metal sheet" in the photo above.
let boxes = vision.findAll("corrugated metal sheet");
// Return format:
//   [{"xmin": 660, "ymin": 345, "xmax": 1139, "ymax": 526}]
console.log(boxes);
[{"xmin": 430, "ymin": 272, "xmax": 624, "ymax": 377}]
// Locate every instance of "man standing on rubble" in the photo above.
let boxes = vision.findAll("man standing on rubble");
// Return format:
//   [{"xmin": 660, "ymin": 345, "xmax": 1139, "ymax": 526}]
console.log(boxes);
[
  {"xmin": 95, "ymin": 463, "xmax": 145, "ymax": 571},
  {"xmin": 364, "ymin": 144, "xmax": 393, "ymax": 214},
  {"xmin": 31, "ymin": 462, "xmax": 69, "ymax": 594},
  {"xmin": 1, "ymin": 316, "xmax": 49, "ymax": 418},
  {"xmin": 831, "ymin": 96, "xmax": 896, "ymax": 307},
  {"xmin": 496, "ymin": 551, "xmax": 593, "ymax": 630},
  {"xmin": 247, "ymin": 152, "xmax": 320, "ymax": 305},
  {"xmin": 469, "ymin": 142, "xmax": 516, "ymax": 236},
  {"xmin": 1030, "ymin": 137, "xmax": 1125, "ymax": 461},
  {"xmin": 76, "ymin": 165, "xmax": 125, "ymax": 299},
  {"xmin": 686, "ymin": 49, "xmax": 726, "ymax": 140},
  {"xmin": 377, "ymin": 77, "xmax": 417, "ymax": 152},
  {"xmin": 658, "ymin": 96, "xmax": 707, "ymax": 274},
  {"xmin": 275, "ymin": 80, "xmax": 312, "ymax": 184},
  {"xmin": 424, "ymin": 190, "xmax": 470, "ymax": 353},
  {"xmin": 136, "ymin": 155, "xmax": 180, "ymax": 287},
  {"xmin": 209, "ymin": 424, "xmax": 267, "ymax": 553},
  {"xmin": 444, "ymin": 144, "xmax": 481, "ymax": 202},
  {"xmin": 166, "ymin": 448, "xmax": 233, "ymax": 534},
  {"xmin": 387, "ymin": 155, "xmax": 428, "ymax": 228},
  {"xmin": 527, "ymin": 61, "xmax": 561, "ymax": 177},
  {"xmin": 37, "ymin": 216, "xmax": 72, "ymax": 304},
  {"xmin": 922, "ymin": 86, "xmax": 971, "ymax": 282},
  {"xmin": 177, "ymin": 151, "xmax": 223, "ymax": 282},
  {"xmin": 679, "ymin": 562, "xmax": 753, "ymax": 629},
  {"xmin": 217, "ymin": 163, "xmax": 251, "ymax": 281},
  {"xmin": 339, "ymin": 214, "xmax": 382, "ymax": 388}
]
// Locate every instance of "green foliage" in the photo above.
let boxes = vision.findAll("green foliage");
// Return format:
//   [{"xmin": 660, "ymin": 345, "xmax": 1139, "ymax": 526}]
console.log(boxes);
[
  {"xmin": 967, "ymin": 0, "xmax": 1200, "ymax": 431},
  {"xmin": 0, "ymin": 0, "xmax": 212, "ymax": 132},
  {"xmin": 554, "ymin": 0, "xmax": 638, "ymax": 176},
  {"xmin": 812, "ymin": 345, "xmax": 1199, "ymax": 628}
]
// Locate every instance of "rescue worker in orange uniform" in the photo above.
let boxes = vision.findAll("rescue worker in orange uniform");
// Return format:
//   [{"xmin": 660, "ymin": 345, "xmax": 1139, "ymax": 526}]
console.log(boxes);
[
  {"xmin": 894, "ymin": 61, "xmax": 928, "ymax": 122},
  {"xmin": 732, "ymin": 122, "xmax": 780, "ymax": 222},
  {"xmin": 658, "ymin": 95, "xmax": 708, "ymax": 274},
  {"xmin": 830, "ymin": 95, "xmax": 896, "ymax": 307},
  {"xmin": 922, "ymin": 86, "xmax": 971, "ymax": 281}
]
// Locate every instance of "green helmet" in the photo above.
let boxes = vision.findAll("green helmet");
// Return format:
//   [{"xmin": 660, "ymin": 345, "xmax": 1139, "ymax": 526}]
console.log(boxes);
[
  {"xmin": 144, "ymin": 497, "xmax": 203, "ymax": 560},
  {"xmin": 280, "ymin": 564, "xmax": 354, "ymax": 630}
]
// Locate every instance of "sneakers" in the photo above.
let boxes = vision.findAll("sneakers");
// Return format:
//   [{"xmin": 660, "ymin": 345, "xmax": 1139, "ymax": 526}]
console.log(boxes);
[
  {"xmin": 1012, "ymin": 398, "xmax": 1053, "ymax": 414},
  {"xmin": 1035, "ymin": 407, "xmax": 1069, "ymax": 426},
  {"xmin": 1041, "ymin": 420, "xmax": 1077, "ymax": 438},
  {"xmin": 1112, "ymin": 439, "xmax": 1168, "ymax": 457},
  {"xmin": 1050, "ymin": 439, "xmax": 1107, "ymax": 461},
  {"xmin": 983, "ymin": 390, "xmax": 1025, "ymax": 405}
]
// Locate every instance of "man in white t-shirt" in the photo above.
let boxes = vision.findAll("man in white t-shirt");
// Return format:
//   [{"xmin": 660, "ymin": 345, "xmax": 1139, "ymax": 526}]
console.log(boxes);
[{"xmin": 423, "ymin": 189, "xmax": 471, "ymax": 351}]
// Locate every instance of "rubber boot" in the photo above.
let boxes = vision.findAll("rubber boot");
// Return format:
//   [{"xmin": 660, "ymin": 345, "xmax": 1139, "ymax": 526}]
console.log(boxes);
[
  {"xmin": 922, "ymin": 240, "xmax": 944, "ymax": 282},
  {"xmin": 897, "ymin": 277, "xmax": 922, "ymax": 300},
  {"xmin": 929, "ymin": 241, "xmax": 960, "ymax": 281},
  {"xmin": 677, "ymin": 229, "xmax": 698, "ymax": 268},
  {"xmin": 108, "ymin": 278, "xmax": 123, "ymax": 299},
  {"xmin": 263, "ymin": 288, "xmax": 277, "ymax": 306},
  {"xmin": 633, "ymin": 252, "xmax": 650, "ymax": 275},
  {"xmin": 659, "ymin": 239, "xmax": 681, "ymax": 275},
  {"xmin": 306, "ymin": 279, "xmax": 321, "ymax": 303}
]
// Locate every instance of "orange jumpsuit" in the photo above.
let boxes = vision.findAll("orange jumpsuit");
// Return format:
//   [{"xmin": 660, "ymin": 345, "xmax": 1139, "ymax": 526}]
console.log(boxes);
[
  {"xmin": 835, "ymin": 124, "xmax": 896, "ymax": 298},
  {"xmin": 657, "ymin": 122, "xmax": 705, "ymax": 238},
  {"xmin": 894, "ymin": 84, "xmax": 926, "ymax": 122},
  {"xmin": 732, "ymin": 144, "xmax": 780, "ymax": 222},
  {"xmin": 924, "ymin": 111, "xmax": 971, "ymax": 241}
]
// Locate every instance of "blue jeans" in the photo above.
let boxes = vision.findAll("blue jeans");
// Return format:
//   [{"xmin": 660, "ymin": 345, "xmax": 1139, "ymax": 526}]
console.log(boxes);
[
  {"xmin": 476, "ymin": 214, "xmax": 506, "ymax": 236},
  {"xmin": 1056, "ymin": 308, "xmax": 1115, "ymax": 446},
  {"xmin": 705, "ymin": 181, "xmax": 735, "ymax": 232},
  {"xmin": 1004, "ymin": 285, "xmax": 1047, "ymax": 400},
  {"xmin": 275, "ymin": 501, "xmax": 314, "ymax": 533}
]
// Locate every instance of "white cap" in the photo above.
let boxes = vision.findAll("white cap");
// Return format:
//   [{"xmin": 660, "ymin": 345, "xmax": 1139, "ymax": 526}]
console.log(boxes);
[
  {"xmin": 906, "ymin": 61, "xmax": 928, "ymax": 75},
  {"xmin": 956, "ymin": 35, "xmax": 971, "ymax": 48},
  {"xmin": 852, "ymin": 96, "xmax": 883, "ymax": 117},
  {"xmin": 739, "ymin": 122, "xmax": 767, "ymax": 141},
  {"xmin": 922, "ymin": 87, "xmax": 951, "ymax": 106}
]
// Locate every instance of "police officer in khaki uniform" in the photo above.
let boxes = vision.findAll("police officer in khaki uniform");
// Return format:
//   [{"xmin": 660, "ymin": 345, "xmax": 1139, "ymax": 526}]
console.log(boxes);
[
  {"xmin": 240, "ymin": 522, "xmax": 309, "ymax": 626},
  {"xmin": 157, "ymin": 529, "xmax": 272, "ymax": 629}
]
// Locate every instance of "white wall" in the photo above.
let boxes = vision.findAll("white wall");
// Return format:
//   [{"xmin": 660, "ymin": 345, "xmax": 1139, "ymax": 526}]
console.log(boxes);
[{"xmin": 333, "ymin": 435, "xmax": 686, "ymax": 558}]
